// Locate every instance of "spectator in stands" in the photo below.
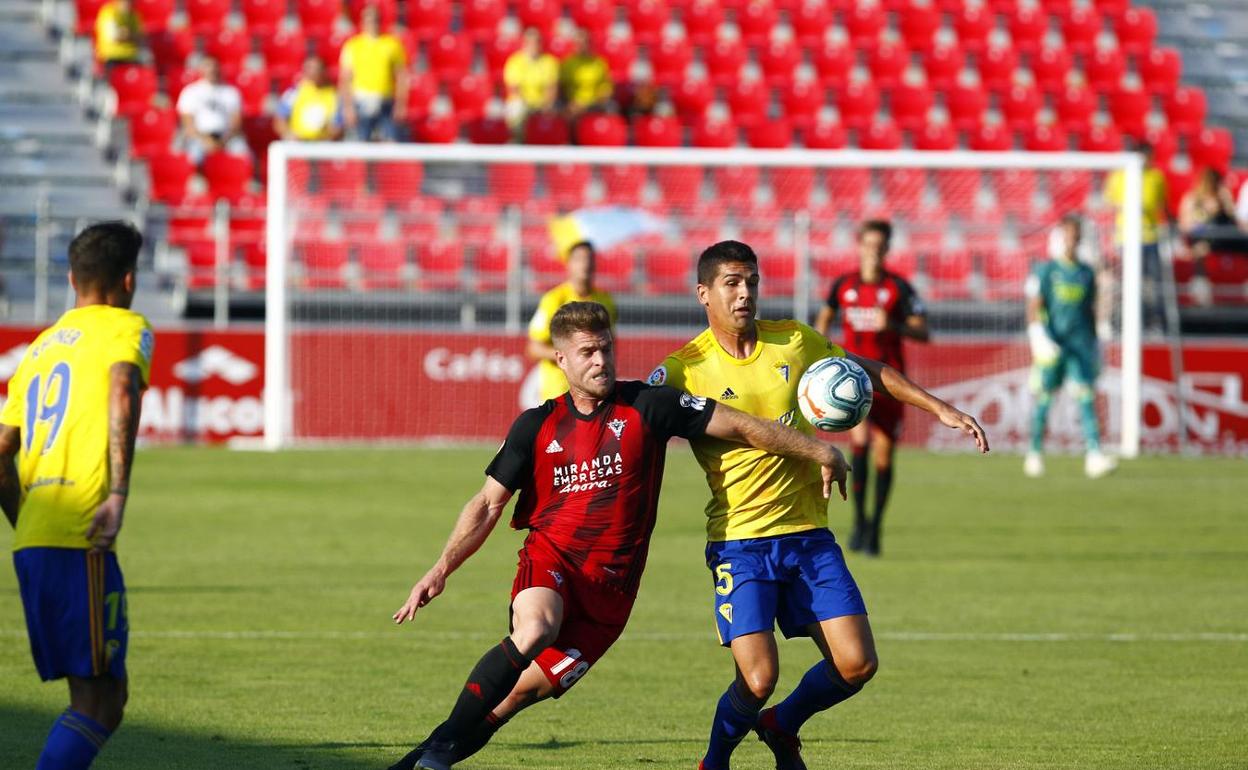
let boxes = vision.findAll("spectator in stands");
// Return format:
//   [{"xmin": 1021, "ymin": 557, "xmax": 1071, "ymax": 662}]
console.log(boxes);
[
  {"xmin": 526, "ymin": 241, "xmax": 617, "ymax": 403},
  {"xmin": 94, "ymin": 0, "xmax": 143, "ymax": 69},
  {"xmin": 1179, "ymin": 168, "xmax": 1237, "ymax": 250},
  {"xmin": 274, "ymin": 56, "xmax": 343, "ymax": 142},
  {"xmin": 1104, "ymin": 142, "xmax": 1169, "ymax": 330},
  {"xmin": 503, "ymin": 27, "xmax": 559, "ymax": 135},
  {"xmin": 176, "ymin": 56, "xmax": 248, "ymax": 165},
  {"xmin": 339, "ymin": 5, "xmax": 408, "ymax": 141},
  {"xmin": 559, "ymin": 29, "xmax": 613, "ymax": 117}
]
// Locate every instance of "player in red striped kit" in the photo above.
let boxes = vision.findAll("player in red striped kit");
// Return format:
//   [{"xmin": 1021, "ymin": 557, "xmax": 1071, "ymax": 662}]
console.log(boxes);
[
  {"xmin": 389, "ymin": 302, "xmax": 852, "ymax": 770},
  {"xmin": 813, "ymin": 220, "xmax": 929, "ymax": 556}
]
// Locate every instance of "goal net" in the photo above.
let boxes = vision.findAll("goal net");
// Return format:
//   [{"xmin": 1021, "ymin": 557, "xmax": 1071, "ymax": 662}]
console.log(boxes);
[{"xmin": 264, "ymin": 143, "xmax": 1144, "ymax": 455}]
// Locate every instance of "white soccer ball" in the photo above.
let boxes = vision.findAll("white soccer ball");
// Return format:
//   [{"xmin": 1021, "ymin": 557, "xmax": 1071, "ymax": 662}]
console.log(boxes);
[{"xmin": 797, "ymin": 357, "xmax": 873, "ymax": 432}]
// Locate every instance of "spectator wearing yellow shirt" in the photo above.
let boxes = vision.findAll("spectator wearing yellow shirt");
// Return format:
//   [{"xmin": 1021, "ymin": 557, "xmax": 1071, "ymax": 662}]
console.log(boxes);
[
  {"xmin": 559, "ymin": 29, "xmax": 613, "ymax": 116},
  {"xmin": 94, "ymin": 0, "xmax": 143, "ymax": 69},
  {"xmin": 338, "ymin": 5, "xmax": 408, "ymax": 141},
  {"xmin": 527, "ymin": 241, "xmax": 618, "ymax": 402},
  {"xmin": 274, "ymin": 57, "xmax": 343, "ymax": 141},
  {"xmin": 1104, "ymin": 142, "xmax": 1170, "ymax": 329},
  {"xmin": 503, "ymin": 28, "xmax": 559, "ymax": 133}
]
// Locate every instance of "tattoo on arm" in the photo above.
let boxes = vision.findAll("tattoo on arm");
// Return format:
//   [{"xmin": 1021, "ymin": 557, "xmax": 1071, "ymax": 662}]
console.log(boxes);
[{"xmin": 108, "ymin": 363, "xmax": 144, "ymax": 496}]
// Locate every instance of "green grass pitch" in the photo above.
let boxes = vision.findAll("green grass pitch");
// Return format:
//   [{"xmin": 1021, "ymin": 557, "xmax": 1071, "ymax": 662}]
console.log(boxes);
[{"xmin": 2, "ymin": 447, "xmax": 1246, "ymax": 769}]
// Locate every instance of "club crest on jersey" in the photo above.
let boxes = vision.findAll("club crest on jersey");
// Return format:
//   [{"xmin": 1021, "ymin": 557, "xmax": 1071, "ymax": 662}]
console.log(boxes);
[
  {"xmin": 877, "ymin": 288, "xmax": 892, "ymax": 303},
  {"xmin": 607, "ymin": 418, "xmax": 627, "ymax": 439},
  {"xmin": 679, "ymin": 393, "xmax": 708, "ymax": 411},
  {"xmin": 720, "ymin": 387, "xmax": 738, "ymax": 400},
  {"xmin": 545, "ymin": 439, "xmax": 564, "ymax": 454},
  {"xmin": 719, "ymin": 603, "xmax": 733, "ymax": 623},
  {"xmin": 647, "ymin": 365, "xmax": 667, "ymax": 386},
  {"xmin": 845, "ymin": 288, "xmax": 859, "ymax": 302},
  {"xmin": 547, "ymin": 569, "xmax": 564, "ymax": 586},
  {"xmin": 774, "ymin": 363, "xmax": 791, "ymax": 382}
]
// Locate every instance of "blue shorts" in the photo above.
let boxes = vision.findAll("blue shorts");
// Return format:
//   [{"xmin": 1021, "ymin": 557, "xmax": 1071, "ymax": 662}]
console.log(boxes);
[
  {"xmin": 705, "ymin": 530, "xmax": 867, "ymax": 646},
  {"xmin": 13, "ymin": 547, "xmax": 128, "ymax": 682}
]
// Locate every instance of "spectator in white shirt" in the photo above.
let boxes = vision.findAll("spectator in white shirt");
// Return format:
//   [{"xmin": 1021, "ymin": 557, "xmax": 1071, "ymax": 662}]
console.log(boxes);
[{"xmin": 176, "ymin": 57, "xmax": 249, "ymax": 165}]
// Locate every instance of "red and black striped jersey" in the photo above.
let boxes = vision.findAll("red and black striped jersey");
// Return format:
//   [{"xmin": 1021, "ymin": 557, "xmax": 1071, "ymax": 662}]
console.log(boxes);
[
  {"xmin": 486, "ymin": 381, "xmax": 716, "ymax": 596},
  {"xmin": 824, "ymin": 270, "xmax": 924, "ymax": 369}
]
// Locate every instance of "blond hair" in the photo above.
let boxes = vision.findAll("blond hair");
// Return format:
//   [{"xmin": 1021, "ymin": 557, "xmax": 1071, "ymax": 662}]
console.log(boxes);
[{"xmin": 550, "ymin": 301, "xmax": 612, "ymax": 344}]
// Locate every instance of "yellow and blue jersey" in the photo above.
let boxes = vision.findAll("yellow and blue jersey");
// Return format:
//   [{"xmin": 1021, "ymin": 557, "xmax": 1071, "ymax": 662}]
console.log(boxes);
[
  {"xmin": 528, "ymin": 282, "xmax": 617, "ymax": 402},
  {"xmin": 0, "ymin": 305, "xmax": 153, "ymax": 551},
  {"xmin": 653, "ymin": 320, "xmax": 846, "ymax": 542}
]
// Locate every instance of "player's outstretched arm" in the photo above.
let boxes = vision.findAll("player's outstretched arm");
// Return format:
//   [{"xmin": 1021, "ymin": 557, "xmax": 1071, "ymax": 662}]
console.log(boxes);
[
  {"xmin": 87, "ymin": 362, "xmax": 144, "ymax": 551},
  {"xmin": 393, "ymin": 476, "xmax": 513, "ymax": 625},
  {"xmin": 847, "ymin": 353, "xmax": 991, "ymax": 454},
  {"xmin": 705, "ymin": 404, "xmax": 851, "ymax": 500},
  {"xmin": 0, "ymin": 425, "xmax": 20, "ymax": 528}
]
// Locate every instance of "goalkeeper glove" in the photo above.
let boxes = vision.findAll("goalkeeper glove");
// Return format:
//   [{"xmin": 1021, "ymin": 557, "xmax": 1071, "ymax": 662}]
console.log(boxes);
[{"xmin": 1028, "ymin": 322, "xmax": 1060, "ymax": 365}]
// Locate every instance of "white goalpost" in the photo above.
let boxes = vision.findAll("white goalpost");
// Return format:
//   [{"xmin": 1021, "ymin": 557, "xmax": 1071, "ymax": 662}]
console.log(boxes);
[{"xmin": 264, "ymin": 142, "xmax": 1143, "ymax": 456}]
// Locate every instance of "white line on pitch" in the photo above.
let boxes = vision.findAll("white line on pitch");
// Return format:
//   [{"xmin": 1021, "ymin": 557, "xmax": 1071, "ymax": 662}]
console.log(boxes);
[{"xmin": 1, "ymin": 629, "xmax": 1246, "ymax": 642}]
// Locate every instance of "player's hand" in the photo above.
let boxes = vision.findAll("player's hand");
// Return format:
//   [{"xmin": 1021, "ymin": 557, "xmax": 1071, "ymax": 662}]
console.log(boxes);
[
  {"xmin": 86, "ymin": 493, "xmax": 126, "ymax": 551},
  {"xmin": 820, "ymin": 446, "xmax": 851, "ymax": 501},
  {"xmin": 392, "ymin": 570, "xmax": 446, "ymax": 625},
  {"xmin": 936, "ymin": 405, "xmax": 990, "ymax": 454},
  {"xmin": 870, "ymin": 307, "xmax": 889, "ymax": 332}
]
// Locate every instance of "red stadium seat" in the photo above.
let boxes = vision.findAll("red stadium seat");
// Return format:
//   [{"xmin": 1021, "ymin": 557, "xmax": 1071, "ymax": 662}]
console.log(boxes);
[
  {"xmin": 977, "ymin": 44, "xmax": 1018, "ymax": 93},
  {"xmin": 825, "ymin": 167, "xmax": 870, "ymax": 218},
  {"xmin": 1115, "ymin": 6, "xmax": 1157, "ymax": 56},
  {"xmin": 899, "ymin": 0, "xmax": 940, "ymax": 50},
  {"xmin": 75, "ymin": 0, "xmax": 108, "ymax": 35},
  {"xmin": 859, "ymin": 118, "xmax": 902, "ymax": 150},
  {"xmin": 954, "ymin": 3, "xmax": 993, "ymax": 54},
  {"xmin": 813, "ymin": 39, "xmax": 854, "ymax": 88},
  {"xmin": 313, "ymin": 28, "xmax": 352, "ymax": 74},
  {"xmin": 355, "ymin": 241, "xmax": 408, "ymax": 290},
  {"xmin": 454, "ymin": 196, "xmax": 500, "ymax": 245},
  {"xmin": 1205, "ymin": 254, "xmax": 1248, "ymax": 301},
  {"xmin": 1055, "ymin": 84, "xmax": 1096, "ymax": 134},
  {"xmin": 878, "ymin": 167, "xmax": 924, "ymax": 213},
  {"xmin": 713, "ymin": 166, "xmax": 759, "ymax": 210},
  {"xmin": 410, "ymin": 113, "xmax": 460, "ymax": 142},
  {"xmin": 1190, "ymin": 127, "xmax": 1234, "ymax": 173},
  {"xmin": 1140, "ymin": 124, "xmax": 1178, "ymax": 167},
  {"xmin": 628, "ymin": 0, "xmax": 669, "ymax": 44},
  {"xmin": 1060, "ymin": 5, "xmax": 1101, "ymax": 55},
  {"xmin": 1048, "ymin": 169, "xmax": 1091, "ymax": 212},
  {"xmin": 1079, "ymin": 123, "xmax": 1124, "ymax": 152},
  {"xmin": 348, "ymin": 0, "xmax": 399, "ymax": 26},
  {"xmin": 1165, "ymin": 87, "xmax": 1207, "ymax": 137},
  {"xmin": 516, "ymin": 0, "xmax": 561, "ymax": 35},
  {"xmin": 933, "ymin": 168, "xmax": 979, "ymax": 212},
  {"xmin": 263, "ymin": 29, "xmax": 306, "ymax": 87},
  {"xmin": 838, "ymin": 79, "xmax": 880, "ymax": 130},
  {"xmin": 738, "ymin": 0, "xmax": 778, "ymax": 44},
  {"xmin": 968, "ymin": 122, "xmax": 1013, "ymax": 151},
  {"xmin": 601, "ymin": 35, "xmax": 637, "ymax": 81},
  {"xmin": 925, "ymin": 249, "xmax": 974, "ymax": 300},
  {"xmin": 643, "ymin": 244, "xmax": 691, "ymax": 294},
  {"xmin": 233, "ymin": 68, "xmax": 270, "ymax": 117},
  {"xmin": 1140, "ymin": 47, "xmax": 1182, "ymax": 98},
  {"xmin": 576, "ymin": 113, "xmax": 629, "ymax": 146},
  {"xmin": 149, "ymin": 28, "xmax": 193, "ymax": 72},
  {"xmin": 1008, "ymin": 3, "xmax": 1047, "ymax": 55},
  {"xmin": 473, "ymin": 241, "xmax": 509, "ymax": 291},
  {"xmin": 868, "ymin": 39, "xmax": 909, "ymax": 90},
  {"xmin": 298, "ymin": 241, "xmax": 350, "ymax": 289},
  {"xmin": 1085, "ymin": 46, "xmax": 1125, "ymax": 93},
  {"xmin": 464, "ymin": 116, "xmax": 508, "ymax": 144},
  {"xmin": 692, "ymin": 115, "xmax": 738, "ymax": 147},
  {"xmin": 462, "ymin": 0, "xmax": 505, "ymax": 40},
  {"xmin": 634, "ymin": 114, "xmax": 682, "ymax": 146},
  {"xmin": 671, "ymin": 76, "xmax": 713, "ymax": 120},
  {"xmin": 133, "ymin": 0, "xmax": 173, "ymax": 32},
  {"xmin": 240, "ymin": 0, "xmax": 285, "ymax": 35},
  {"xmin": 109, "ymin": 64, "xmax": 157, "ymax": 117},
  {"xmin": 595, "ymin": 247, "xmax": 635, "ymax": 292},
  {"xmin": 983, "ymin": 249, "xmax": 1029, "ymax": 300},
  {"xmin": 947, "ymin": 81, "xmax": 987, "ymax": 132},
  {"xmin": 1001, "ymin": 82, "xmax": 1041, "ymax": 131},
  {"xmin": 728, "ymin": 78, "xmax": 769, "ymax": 130},
  {"xmin": 417, "ymin": 240, "xmax": 465, "ymax": 290},
  {"xmin": 185, "ymin": 0, "xmax": 230, "ymax": 34},
  {"xmin": 923, "ymin": 42, "xmax": 964, "ymax": 90},
  {"xmin": 1031, "ymin": 44, "xmax": 1072, "ymax": 94},
  {"xmin": 396, "ymin": 199, "xmax": 442, "ymax": 243},
  {"xmin": 449, "ymin": 73, "xmax": 492, "ymax": 122},
  {"xmin": 681, "ymin": 0, "xmax": 723, "ymax": 45},
  {"xmin": 804, "ymin": 119, "xmax": 848, "ymax": 149},
  {"xmin": 748, "ymin": 118, "xmax": 793, "ymax": 149},
  {"xmin": 1094, "ymin": 0, "xmax": 1129, "ymax": 21},
  {"xmin": 546, "ymin": 163, "xmax": 591, "ymax": 208},
  {"xmin": 129, "ymin": 106, "xmax": 176, "ymax": 159},
  {"xmin": 528, "ymin": 246, "xmax": 565, "ymax": 288},
  {"xmin": 523, "ymin": 113, "xmax": 570, "ymax": 145},
  {"xmin": 992, "ymin": 168, "xmax": 1037, "ymax": 217},
  {"xmin": 598, "ymin": 165, "xmax": 646, "ymax": 205},
  {"xmin": 770, "ymin": 167, "xmax": 815, "ymax": 210},
  {"xmin": 651, "ymin": 36, "xmax": 692, "ymax": 86},
  {"xmin": 373, "ymin": 161, "xmax": 424, "ymax": 205},
  {"xmin": 403, "ymin": 72, "xmax": 437, "ymax": 121},
  {"xmin": 148, "ymin": 153, "xmax": 194, "ymax": 204},
  {"xmin": 761, "ymin": 38, "xmax": 801, "ymax": 86},
  {"xmin": 892, "ymin": 82, "xmax": 933, "ymax": 132},
  {"xmin": 484, "ymin": 34, "xmax": 520, "ymax": 79},
  {"xmin": 1108, "ymin": 85, "xmax": 1150, "ymax": 139},
  {"xmin": 914, "ymin": 120, "xmax": 956, "ymax": 150},
  {"xmin": 407, "ymin": 0, "xmax": 452, "ymax": 41},
  {"xmin": 792, "ymin": 0, "xmax": 832, "ymax": 46},
  {"xmin": 314, "ymin": 158, "xmax": 366, "ymax": 203},
  {"xmin": 705, "ymin": 37, "xmax": 747, "ymax": 86},
  {"xmin": 294, "ymin": 0, "xmax": 340, "ymax": 36},
  {"xmin": 428, "ymin": 33, "xmax": 472, "ymax": 82},
  {"xmin": 782, "ymin": 78, "xmax": 825, "ymax": 131},
  {"xmin": 655, "ymin": 165, "xmax": 703, "ymax": 207},
  {"xmin": 846, "ymin": 0, "xmax": 885, "ymax": 49},
  {"xmin": 570, "ymin": 0, "xmax": 615, "ymax": 39},
  {"xmin": 483, "ymin": 163, "xmax": 536, "ymax": 206},
  {"xmin": 1023, "ymin": 123, "xmax": 1068, "ymax": 152}
]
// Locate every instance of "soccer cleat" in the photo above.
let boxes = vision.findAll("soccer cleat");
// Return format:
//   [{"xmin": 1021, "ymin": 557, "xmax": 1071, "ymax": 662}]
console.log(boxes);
[
  {"xmin": 387, "ymin": 744, "xmax": 427, "ymax": 770},
  {"xmin": 1084, "ymin": 451, "xmax": 1117, "ymax": 479},
  {"xmin": 1023, "ymin": 452, "xmax": 1045, "ymax": 478},
  {"xmin": 414, "ymin": 741, "xmax": 456, "ymax": 770},
  {"xmin": 755, "ymin": 707, "xmax": 807, "ymax": 770}
]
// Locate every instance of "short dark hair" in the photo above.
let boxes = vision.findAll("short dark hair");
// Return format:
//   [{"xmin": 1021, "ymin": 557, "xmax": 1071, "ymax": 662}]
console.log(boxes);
[
  {"xmin": 858, "ymin": 219, "xmax": 892, "ymax": 242},
  {"xmin": 550, "ymin": 301, "xmax": 612, "ymax": 344},
  {"xmin": 567, "ymin": 240, "xmax": 595, "ymax": 258},
  {"xmin": 697, "ymin": 240, "xmax": 758, "ymax": 285},
  {"xmin": 68, "ymin": 221, "xmax": 142, "ymax": 293}
]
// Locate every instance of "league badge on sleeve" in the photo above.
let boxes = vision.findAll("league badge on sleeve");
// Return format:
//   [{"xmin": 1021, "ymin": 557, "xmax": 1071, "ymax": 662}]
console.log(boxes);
[{"xmin": 647, "ymin": 366, "xmax": 667, "ymax": 386}]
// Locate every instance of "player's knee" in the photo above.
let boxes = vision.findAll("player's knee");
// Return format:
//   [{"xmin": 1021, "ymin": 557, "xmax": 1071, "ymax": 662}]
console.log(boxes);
[
  {"xmin": 838, "ymin": 651, "xmax": 879, "ymax": 686},
  {"xmin": 738, "ymin": 668, "xmax": 778, "ymax": 702},
  {"xmin": 509, "ymin": 618, "xmax": 559, "ymax": 655}
]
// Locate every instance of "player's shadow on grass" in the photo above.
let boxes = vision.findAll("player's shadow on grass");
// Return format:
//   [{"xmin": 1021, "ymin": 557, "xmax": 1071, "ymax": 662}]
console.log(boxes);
[{"xmin": 0, "ymin": 702, "xmax": 387, "ymax": 770}]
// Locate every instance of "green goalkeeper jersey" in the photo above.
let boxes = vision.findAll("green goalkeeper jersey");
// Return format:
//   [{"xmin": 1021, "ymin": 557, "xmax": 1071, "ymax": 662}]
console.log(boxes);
[{"xmin": 1028, "ymin": 258, "xmax": 1097, "ymax": 345}]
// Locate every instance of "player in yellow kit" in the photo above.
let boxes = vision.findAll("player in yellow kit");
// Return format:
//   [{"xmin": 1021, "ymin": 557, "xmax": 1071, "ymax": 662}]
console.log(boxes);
[
  {"xmin": 0, "ymin": 222, "xmax": 152, "ymax": 769},
  {"xmin": 527, "ymin": 241, "xmax": 617, "ymax": 402},
  {"xmin": 652, "ymin": 241, "xmax": 988, "ymax": 770}
]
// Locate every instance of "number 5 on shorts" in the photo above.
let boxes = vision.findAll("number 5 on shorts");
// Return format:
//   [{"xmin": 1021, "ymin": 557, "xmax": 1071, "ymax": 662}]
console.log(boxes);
[{"xmin": 714, "ymin": 563, "xmax": 733, "ymax": 596}]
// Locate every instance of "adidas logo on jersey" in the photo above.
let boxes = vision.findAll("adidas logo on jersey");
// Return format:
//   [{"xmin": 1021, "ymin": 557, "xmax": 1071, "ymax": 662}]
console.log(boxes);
[
  {"xmin": 720, "ymin": 387, "xmax": 738, "ymax": 400},
  {"xmin": 545, "ymin": 439, "xmax": 564, "ymax": 454}
]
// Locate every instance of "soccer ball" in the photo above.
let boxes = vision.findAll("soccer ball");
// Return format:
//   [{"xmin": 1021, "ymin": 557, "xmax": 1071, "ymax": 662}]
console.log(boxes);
[{"xmin": 797, "ymin": 357, "xmax": 873, "ymax": 432}]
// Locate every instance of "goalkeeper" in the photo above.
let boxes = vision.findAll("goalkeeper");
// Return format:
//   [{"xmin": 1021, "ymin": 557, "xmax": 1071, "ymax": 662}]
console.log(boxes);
[{"xmin": 1024, "ymin": 214, "xmax": 1116, "ymax": 479}]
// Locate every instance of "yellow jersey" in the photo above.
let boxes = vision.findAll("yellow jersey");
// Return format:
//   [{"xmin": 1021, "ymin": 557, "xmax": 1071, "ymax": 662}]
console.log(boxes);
[
  {"xmin": 527, "ymin": 282, "xmax": 617, "ymax": 401},
  {"xmin": 1104, "ymin": 166, "xmax": 1168, "ymax": 245},
  {"xmin": 503, "ymin": 51, "xmax": 560, "ymax": 108},
  {"xmin": 94, "ymin": 1, "xmax": 142, "ymax": 63},
  {"xmin": 654, "ymin": 320, "xmax": 845, "ymax": 542},
  {"xmin": 559, "ymin": 54, "xmax": 613, "ymax": 108},
  {"xmin": 340, "ymin": 33, "xmax": 407, "ymax": 99},
  {"xmin": 0, "ymin": 306, "xmax": 154, "ymax": 551}
]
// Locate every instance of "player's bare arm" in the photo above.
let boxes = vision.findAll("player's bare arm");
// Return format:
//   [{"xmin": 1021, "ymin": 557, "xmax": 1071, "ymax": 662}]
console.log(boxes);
[
  {"xmin": 0, "ymin": 425, "xmax": 20, "ymax": 528},
  {"xmin": 87, "ymin": 362, "xmax": 144, "ymax": 551},
  {"xmin": 847, "ymin": 353, "xmax": 990, "ymax": 454},
  {"xmin": 897, "ymin": 313, "xmax": 930, "ymax": 342},
  {"xmin": 393, "ymin": 476, "xmax": 513, "ymax": 625},
  {"xmin": 525, "ymin": 338, "xmax": 559, "ymax": 363},
  {"xmin": 705, "ymin": 404, "xmax": 851, "ymax": 500},
  {"xmin": 812, "ymin": 305, "xmax": 836, "ymax": 336}
]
